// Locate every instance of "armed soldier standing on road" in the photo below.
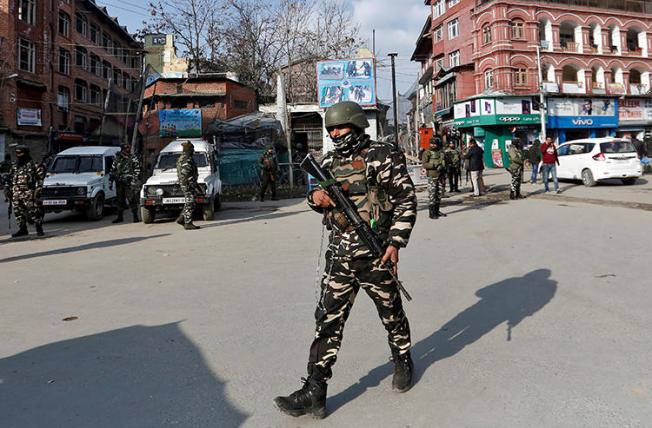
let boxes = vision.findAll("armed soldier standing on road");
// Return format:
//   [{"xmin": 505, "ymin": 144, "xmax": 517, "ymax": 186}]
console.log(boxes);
[
  {"xmin": 507, "ymin": 138, "xmax": 526, "ymax": 200},
  {"xmin": 259, "ymin": 145, "xmax": 279, "ymax": 201},
  {"xmin": 176, "ymin": 141, "xmax": 200, "ymax": 230},
  {"xmin": 109, "ymin": 143, "xmax": 142, "ymax": 223},
  {"xmin": 4, "ymin": 145, "xmax": 46, "ymax": 237},
  {"xmin": 445, "ymin": 142, "xmax": 461, "ymax": 193},
  {"xmin": 274, "ymin": 101, "xmax": 417, "ymax": 419},
  {"xmin": 422, "ymin": 138, "xmax": 447, "ymax": 219}
]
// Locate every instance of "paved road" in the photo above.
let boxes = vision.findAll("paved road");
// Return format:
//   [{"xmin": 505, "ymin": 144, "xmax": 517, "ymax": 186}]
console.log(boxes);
[{"xmin": 1, "ymin": 177, "xmax": 651, "ymax": 427}]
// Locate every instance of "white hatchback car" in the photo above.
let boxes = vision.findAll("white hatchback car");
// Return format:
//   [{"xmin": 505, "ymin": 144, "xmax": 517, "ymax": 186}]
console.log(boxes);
[{"xmin": 556, "ymin": 138, "xmax": 642, "ymax": 186}]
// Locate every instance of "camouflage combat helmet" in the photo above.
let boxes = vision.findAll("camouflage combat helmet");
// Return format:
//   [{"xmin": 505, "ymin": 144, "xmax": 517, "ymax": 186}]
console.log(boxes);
[{"xmin": 324, "ymin": 101, "xmax": 369, "ymax": 130}]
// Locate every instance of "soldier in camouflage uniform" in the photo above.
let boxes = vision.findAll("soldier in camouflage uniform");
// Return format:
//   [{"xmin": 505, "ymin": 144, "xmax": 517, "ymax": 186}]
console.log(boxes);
[
  {"xmin": 422, "ymin": 138, "xmax": 447, "ymax": 219},
  {"xmin": 176, "ymin": 141, "xmax": 200, "ymax": 230},
  {"xmin": 445, "ymin": 142, "xmax": 462, "ymax": 193},
  {"xmin": 4, "ymin": 145, "xmax": 46, "ymax": 237},
  {"xmin": 507, "ymin": 138, "xmax": 525, "ymax": 200},
  {"xmin": 109, "ymin": 143, "xmax": 142, "ymax": 223},
  {"xmin": 258, "ymin": 145, "xmax": 279, "ymax": 201},
  {"xmin": 274, "ymin": 101, "xmax": 417, "ymax": 419}
]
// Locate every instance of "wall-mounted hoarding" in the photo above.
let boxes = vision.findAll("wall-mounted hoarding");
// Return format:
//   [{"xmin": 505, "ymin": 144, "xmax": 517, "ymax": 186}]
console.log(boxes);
[
  {"xmin": 317, "ymin": 58, "xmax": 376, "ymax": 108},
  {"xmin": 547, "ymin": 98, "xmax": 618, "ymax": 129},
  {"xmin": 159, "ymin": 109, "xmax": 202, "ymax": 137}
]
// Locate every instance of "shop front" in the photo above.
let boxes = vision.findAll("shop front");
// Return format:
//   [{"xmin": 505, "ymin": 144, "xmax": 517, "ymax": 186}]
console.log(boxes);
[
  {"xmin": 547, "ymin": 98, "xmax": 618, "ymax": 144},
  {"xmin": 453, "ymin": 96, "xmax": 541, "ymax": 168},
  {"xmin": 617, "ymin": 97, "xmax": 652, "ymax": 141}
]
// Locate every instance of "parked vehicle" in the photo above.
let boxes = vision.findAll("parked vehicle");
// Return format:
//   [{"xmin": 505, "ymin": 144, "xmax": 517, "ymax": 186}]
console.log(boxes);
[
  {"xmin": 140, "ymin": 139, "xmax": 222, "ymax": 224},
  {"xmin": 556, "ymin": 138, "xmax": 642, "ymax": 186},
  {"xmin": 39, "ymin": 146, "xmax": 120, "ymax": 220}
]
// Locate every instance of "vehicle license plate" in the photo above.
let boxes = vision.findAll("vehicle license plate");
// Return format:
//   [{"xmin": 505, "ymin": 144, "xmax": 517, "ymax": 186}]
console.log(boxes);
[
  {"xmin": 163, "ymin": 197, "xmax": 185, "ymax": 204},
  {"xmin": 42, "ymin": 199, "xmax": 67, "ymax": 206}
]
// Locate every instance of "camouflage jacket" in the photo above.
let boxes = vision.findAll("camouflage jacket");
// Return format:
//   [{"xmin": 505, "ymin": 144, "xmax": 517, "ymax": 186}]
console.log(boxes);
[
  {"xmin": 421, "ymin": 149, "xmax": 445, "ymax": 178},
  {"xmin": 6, "ymin": 160, "xmax": 45, "ymax": 196},
  {"xmin": 444, "ymin": 148, "xmax": 461, "ymax": 167},
  {"xmin": 308, "ymin": 137, "xmax": 417, "ymax": 259},
  {"xmin": 176, "ymin": 153, "xmax": 199, "ymax": 193},
  {"xmin": 507, "ymin": 145, "xmax": 525, "ymax": 171},
  {"xmin": 111, "ymin": 153, "xmax": 142, "ymax": 185},
  {"xmin": 259, "ymin": 152, "xmax": 278, "ymax": 177}
]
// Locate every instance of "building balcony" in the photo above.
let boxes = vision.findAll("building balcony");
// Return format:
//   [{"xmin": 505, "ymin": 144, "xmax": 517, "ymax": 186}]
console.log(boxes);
[
  {"xmin": 607, "ymin": 82, "xmax": 626, "ymax": 95},
  {"xmin": 624, "ymin": 47, "xmax": 643, "ymax": 57},
  {"xmin": 542, "ymin": 82, "xmax": 559, "ymax": 93},
  {"xmin": 560, "ymin": 41, "xmax": 580, "ymax": 53},
  {"xmin": 592, "ymin": 82, "xmax": 606, "ymax": 95},
  {"xmin": 629, "ymin": 83, "xmax": 650, "ymax": 95},
  {"xmin": 561, "ymin": 81, "xmax": 586, "ymax": 94}
]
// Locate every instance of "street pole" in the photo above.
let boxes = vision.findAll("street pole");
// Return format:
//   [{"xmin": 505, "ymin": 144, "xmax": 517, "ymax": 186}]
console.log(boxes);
[
  {"xmin": 388, "ymin": 53, "xmax": 399, "ymax": 149},
  {"xmin": 536, "ymin": 44, "xmax": 547, "ymax": 141},
  {"xmin": 131, "ymin": 54, "xmax": 147, "ymax": 152},
  {"xmin": 415, "ymin": 72, "xmax": 420, "ymax": 157},
  {"xmin": 98, "ymin": 77, "xmax": 112, "ymax": 146}
]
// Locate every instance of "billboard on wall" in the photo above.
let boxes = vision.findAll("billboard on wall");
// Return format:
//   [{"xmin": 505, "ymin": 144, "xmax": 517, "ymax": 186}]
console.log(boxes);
[
  {"xmin": 453, "ymin": 98, "xmax": 540, "ymax": 127},
  {"xmin": 159, "ymin": 109, "xmax": 202, "ymax": 137},
  {"xmin": 547, "ymin": 98, "xmax": 618, "ymax": 128},
  {"xmin": 17, "ymin": 108, "xmax": 42, "ymax": 126},
  {"xmin": 619, "ymin": 98, "xmax": 652, "ymax": 122},
  {"xmin": 317, "ymin": 58, "xmax": 376, "ymax": 108}
]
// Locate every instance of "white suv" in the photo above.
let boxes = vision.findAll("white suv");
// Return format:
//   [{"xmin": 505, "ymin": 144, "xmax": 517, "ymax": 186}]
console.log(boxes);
[{"xmin": 557, "ymin": 138, "xmax": 642, "ymax": 186}]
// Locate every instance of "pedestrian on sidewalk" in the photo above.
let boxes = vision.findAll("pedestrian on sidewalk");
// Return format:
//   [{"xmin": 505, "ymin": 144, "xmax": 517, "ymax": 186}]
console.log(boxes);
[
  {"xmin": 464, "ymin": 138, "xmax": 485, "ymax": 196},
  {"xmin": 259, "ymin": 145, "xmax": 279, "ymax": 201},
  {"xmin": 422, "ymin": 137, "xmax": 447, "ymax": 218},
  {"xmin": 274, "ymin": 101, "xmax": 417, "ymax": 419},
  {"xmin": 528, "ymin": 139, "xmax": 542, "ymax": 184},
  {"xmin": 507, "ymin": 138, "xmax": 525, "ymax": 199},
  {"xmin": 540, "ymin": 137, "xmax": 560, "ymax": 193},
  {"xmin": 109, "ymin": 143, "xmax": 141, "ymax": 223}
]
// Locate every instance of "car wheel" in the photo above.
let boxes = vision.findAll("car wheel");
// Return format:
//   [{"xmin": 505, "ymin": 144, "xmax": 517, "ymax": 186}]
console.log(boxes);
[
  {"xmin": 86, "ymin": 193, "xmax": 105, "ymax": 220},
  {"xmin": 141, "ymin": 206, "xmax": 155, "ymax": 224},
  {"xmin": 622, "ymin": 178, "xmax": 637, "ymax": 185},
  {"xmin": 202, "ymin": 201, "xmax": 215, "ymax": 221},
  {"xmin": 581, "ymin": 169, "xmax": 596, "ymax": 187},
  {"xmin": 213, "ymin": 193, "xmax": 221, "ymax": 211}
]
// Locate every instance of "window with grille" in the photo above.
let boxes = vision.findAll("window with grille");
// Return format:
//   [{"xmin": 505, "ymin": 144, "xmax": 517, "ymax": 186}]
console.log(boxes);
[
  {"xmin": 59, "ymin": 48, "xmax": 70, "ymax": 74},
  {"xmin": 18, "ymin": 38, "xmax": 35, "ymax": 73},
  {"xmin": 484, "ymin": 70, "xmax": 494, "ymax": 89},
  {"xmin": 511, "ymin": 21, "xmax": 524, "ymax": 39},
  {"xmin": 18, "ymin": 0, "xmax": 36, "ymax": 24},
  {"xmin": 75, "ymin": 46, "xmax": 88, "ymax": 70},
  {"xmin": 434, "ymin": 0, "xmax": 445, "ymax": 17},
  {"xmin": 448, "ymin": 19, "xmax": 459, "ymax": 39},
  {"xmin": 434, "ymin": 26, "xmax": 443, "ymax": 43},
  {"xmin": 449, "ymin": 50, "xmax": 460, "ymax": 67},
  {"xmin": 58, "ymin": 11, "xmax": 70, "ymax": 37},
  {"xmin": 75, "ymin": 79, "xmax": 88, "ymax": 102},
  {"xmin": 57, "ymin": 86, "xmax": 70, "ymax": 111},
  {"xmin": 514, "ymin": 68, "xmax": 528, "ymax": 86}
]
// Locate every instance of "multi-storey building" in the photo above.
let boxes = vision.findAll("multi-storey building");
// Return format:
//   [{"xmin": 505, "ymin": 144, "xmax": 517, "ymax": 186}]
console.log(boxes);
[{"xmin": 1, "ymin": 0, "xmax": 142, "ymax": 158}]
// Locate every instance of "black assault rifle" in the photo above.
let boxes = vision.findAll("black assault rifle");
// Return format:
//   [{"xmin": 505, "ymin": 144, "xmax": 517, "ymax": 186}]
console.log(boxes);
[{"xmin": 300, "ymin": 154, "xmax": 412, "ymax": 302}]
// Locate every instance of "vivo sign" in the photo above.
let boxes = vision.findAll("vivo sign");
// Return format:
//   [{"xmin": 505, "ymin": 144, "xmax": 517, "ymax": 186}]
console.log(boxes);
[{"xmin": 572, "ymin": 119, "xmax": 593, "ymax": 126}]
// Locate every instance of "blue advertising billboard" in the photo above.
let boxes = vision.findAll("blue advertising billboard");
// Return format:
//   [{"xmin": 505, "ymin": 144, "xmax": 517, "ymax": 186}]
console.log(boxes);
[
  {"xmin": 317, "ymin": 58, "xmax": 376, "ymax": 108},
  {"xmin": 547, "ymin": 98, "xmax": 618, "ymax": 129},
  {"xmin": 159, "ymin": 109, "xmax": 202, "ymax": 137}
]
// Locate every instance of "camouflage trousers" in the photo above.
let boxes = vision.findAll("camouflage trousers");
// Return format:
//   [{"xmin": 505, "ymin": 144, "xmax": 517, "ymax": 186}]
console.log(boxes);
[
  {"xmin": 115, "ymin": 182, "xmax": 139, "ymax": 213},
  {"xmin": 12, "ymin": 191, "xmax": 42, "ymax": 227},
  {"xmin": 181, "ymin": 189, "xmax": 196, "ymax": 224},
  {"xmin": 427, "ymin": 176, "xmax": 444, "ymax": 206},
  {"xmin": 509, "ymin": 166, "xmax": 523, "ymax": 195},
  {"xmin": 308, "ymin": 253, "xmax": 412, "ymax": 380}
]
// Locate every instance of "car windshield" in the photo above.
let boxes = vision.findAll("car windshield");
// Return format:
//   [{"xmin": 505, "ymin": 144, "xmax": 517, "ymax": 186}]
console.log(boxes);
[
  {"xmin": 156, "ymin": 153, "xmax": 209, "ymax": 170},
  {"xmin": 50, "ymin": 155, "xmax": 103, "ymax": 173},
  {"xmin": 600, "ymin": 141, "xmax": 636, "ymax": 154}
]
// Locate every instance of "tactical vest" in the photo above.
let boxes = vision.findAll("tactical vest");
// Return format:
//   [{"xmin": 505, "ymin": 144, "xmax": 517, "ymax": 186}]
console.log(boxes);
[{"xmin": 329, "ymin": 150, "xmax": 393, "ymax": 234}]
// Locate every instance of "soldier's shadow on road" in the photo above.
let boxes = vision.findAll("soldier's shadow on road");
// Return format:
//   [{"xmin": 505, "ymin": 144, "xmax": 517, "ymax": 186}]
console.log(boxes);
[
  {"xmin": 328, "ymin": 269, "xmax": 557, "ymax": 413},
  {"xmin": 0, "ymin": 234, "xmax": 170, "ymax": 264},
  {"xmin": 0, "ymin": 322, "xmax": 248, "ymax": 428}
]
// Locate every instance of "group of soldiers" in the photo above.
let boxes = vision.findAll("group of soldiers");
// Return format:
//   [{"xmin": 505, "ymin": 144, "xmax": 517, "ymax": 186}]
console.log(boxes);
[{"xmin": 421, "ymin": 138, "xmax": 462, "ymax": 219}]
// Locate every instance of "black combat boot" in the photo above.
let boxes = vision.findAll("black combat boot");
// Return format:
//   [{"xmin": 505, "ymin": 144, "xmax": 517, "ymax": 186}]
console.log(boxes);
[
  {"xmin": 131, "ymin": 209, "xmax": 139, "ymax": 223},
  {"xmin": 509, "ymin": 190, "xmax": 516, "ymax": 200},
  {"xmin": 435, "ymin": 203, "xmax": 447, "ymax": 217},
  {"xmin": 428, "ymin": 205, "xmax": 438, "ymax": 219},
  {"xmin": 184, "ymin": 222, "xmax": 200, "ymax": 230},
  {"xmin": 274, "ymin": 376, "xmax": 327, "ymax": 419},
  {"xmin": 176, "ymin": 215, "xmax": 184, "ymax": 225},
  {"xmin": 11, "ymin": 225, "xmax": 28, "ymax": 238},
  {"xmin": 392, "ymin": 351, "xmax": 414, "ymax": 393},
  {"xmin": 112, "ymin": 212, "xmax": 124, "ymax": 223},
  {"xmin": 35, "ymin": 224, "xmax": 44, "ymax": 236},
  {"xmin": 516, "ymin": 190, "xmax": 526, "ymax": 199}
]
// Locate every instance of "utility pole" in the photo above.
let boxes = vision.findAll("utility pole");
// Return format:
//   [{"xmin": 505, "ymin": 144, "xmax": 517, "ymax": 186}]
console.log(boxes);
[
  {"xmin": 536, "ymin": 43, "xmax": 547, "ymax": 141},
  {"xmin": 415, "ymin": 72, "xmax": 420, "ymax": 157},
  {"xmin": 388, "ymin": 53, "xmax": 399, "ymax": 149},
  {"xmin": 98, "ymin": 77, "xmax": 112, "ymax": 146},
  {"xmin": 131, "ymin": 53, "xmax": 147, "ymax": 152}
]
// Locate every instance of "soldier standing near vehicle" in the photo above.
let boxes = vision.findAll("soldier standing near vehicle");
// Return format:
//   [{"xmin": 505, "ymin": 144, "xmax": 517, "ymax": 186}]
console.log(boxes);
[
  {"xmin": 274, "ymin": 101, "xmax": 417, "ymax": 419},
  {"xmin": 259, "ymin": 145, "xmax": 279, "ymax": 201},
  {"xmin": 445, "ymin": 142, "xmax": 461, "ymax": 193},
  {"xmin": 422, "ymin": 138, "xmax": 447, "ymax": 219},
  {"xmin": 109, "ymin": 143, "xmax": 142, "ymax": 223},
  {"xmin": 507, "ymin": 138, "xmax": 525, "ymax": 199},
  {"xmin": 5, "ymin": 145, "xmax": 45, "ymax": 237},
  {"xmin": 176, "ymin": 141, "xmax": 200, "ymax": 230}
]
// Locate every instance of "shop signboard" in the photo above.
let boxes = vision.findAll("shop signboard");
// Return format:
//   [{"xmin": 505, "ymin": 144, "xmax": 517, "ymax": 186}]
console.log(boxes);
[
  {"xmin": 547, "ymin": 98, "xmax": 618, "ymax": 128},
  {"xmin": 453, "ymin": 97, "xmax": 539, "ymax": 128},
  {"xmin": 159, "ymin": 109, "xmax": 202, "ymax": 137},
  {"xmin": 317, "ymin": 58, "xmax": 376, "ymax": 108},
  {"xmin": 17, "ymin": 108, "xmax": 42, "ymax": 126},
  {"xmin": 619, "ymin": 98, "xmax": 652, "ymax": 122}
]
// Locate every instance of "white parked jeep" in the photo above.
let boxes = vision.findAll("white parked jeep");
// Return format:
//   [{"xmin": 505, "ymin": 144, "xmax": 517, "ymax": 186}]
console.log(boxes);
[
  {"xmin": 140, "ymin": 139, "xmax": 222, "ymax": 224},
  {"xmin": 40, "ymin": 146, "xmax": 121, "ymax": 220}
]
